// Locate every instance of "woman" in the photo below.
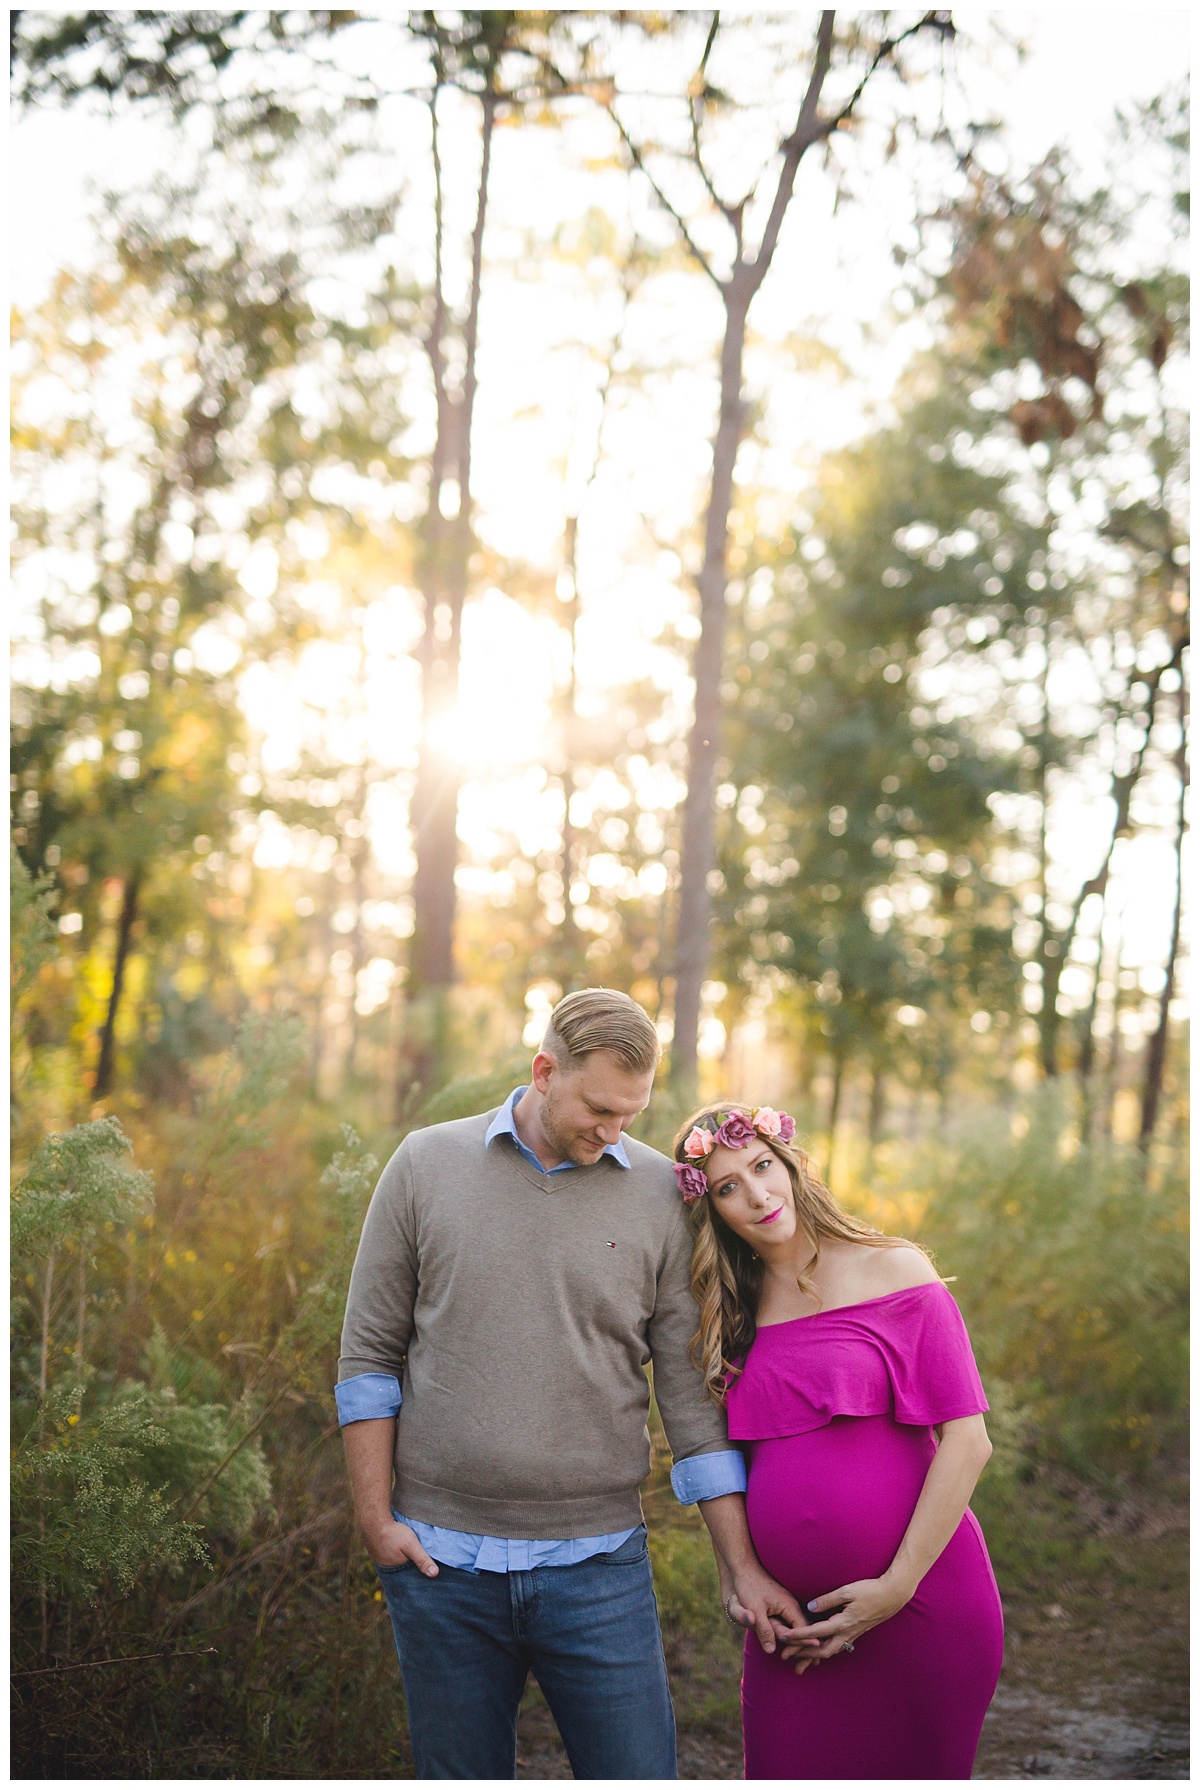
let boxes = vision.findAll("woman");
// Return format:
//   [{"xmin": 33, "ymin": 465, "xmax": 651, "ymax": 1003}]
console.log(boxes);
[{"xmin": 674, "ymin": 1103, "xmax": 1003, "ymax": 1781}]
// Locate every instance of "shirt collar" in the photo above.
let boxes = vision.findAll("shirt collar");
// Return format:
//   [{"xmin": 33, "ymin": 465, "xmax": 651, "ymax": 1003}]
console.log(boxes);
[{"xmin": 485, "ymin": 1086, "xmax": 631, "ymax": 1172}]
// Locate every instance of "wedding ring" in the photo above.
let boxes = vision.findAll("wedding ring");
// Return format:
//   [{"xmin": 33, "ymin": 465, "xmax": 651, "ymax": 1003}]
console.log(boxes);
[{"xmin": 841, "ymin": 1641, "xmax": 855, "ymax": 1654}]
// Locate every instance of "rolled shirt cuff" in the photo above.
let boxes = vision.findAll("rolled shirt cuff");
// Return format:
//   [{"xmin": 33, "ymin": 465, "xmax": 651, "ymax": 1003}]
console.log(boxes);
[
  {"xmin": 335, "ymin": 1372, "xmax": 403, "ymax": 1425},
  {"xmin": 670, "ymin": 1447, "xmax": 748, "ymax": 1504}
]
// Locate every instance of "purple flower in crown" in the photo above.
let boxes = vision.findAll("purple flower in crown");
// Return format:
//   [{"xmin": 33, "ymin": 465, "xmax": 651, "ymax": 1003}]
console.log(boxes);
[
  {"xmin": 777, "ymin": 1111, "xmax": 796, "ymax": 1143},
  {"xmin": 674, "ymin": 1162, "xmax": 709, "ymax": 1203},
  {"xmin": 714, "ymin": 1110, "xmax": 757, "ymax": 1151}
]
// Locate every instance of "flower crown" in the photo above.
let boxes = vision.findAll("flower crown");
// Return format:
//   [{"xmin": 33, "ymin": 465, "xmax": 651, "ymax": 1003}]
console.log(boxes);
[{"xmin": 673, "ymin": 1107, "xmax": 796, "ymax": 1202}]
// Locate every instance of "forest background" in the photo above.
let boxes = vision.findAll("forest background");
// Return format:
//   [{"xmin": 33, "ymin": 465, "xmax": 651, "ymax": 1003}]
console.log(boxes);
[{"xmin": 10, "ymin": 10, "xmax": 1189, "ymax": 1778}]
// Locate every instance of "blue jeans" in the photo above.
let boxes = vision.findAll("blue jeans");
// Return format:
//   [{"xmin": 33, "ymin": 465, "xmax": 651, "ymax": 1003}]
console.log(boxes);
[{"xmin": 374, "ymin": 1526, "xmax": 677, "ymax": 1779}]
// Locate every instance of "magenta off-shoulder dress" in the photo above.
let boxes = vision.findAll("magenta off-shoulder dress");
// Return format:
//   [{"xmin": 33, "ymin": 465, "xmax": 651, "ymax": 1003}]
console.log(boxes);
[{"xmin": 728, "ymin": 1283, "xmax": 1003, "ymax": 1781}]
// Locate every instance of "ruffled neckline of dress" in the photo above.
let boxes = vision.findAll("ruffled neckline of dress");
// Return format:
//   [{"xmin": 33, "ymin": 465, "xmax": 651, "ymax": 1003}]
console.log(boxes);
[{"xmin": 725, "ymin": 1280, "xmax": 987, "ymax": 1442}]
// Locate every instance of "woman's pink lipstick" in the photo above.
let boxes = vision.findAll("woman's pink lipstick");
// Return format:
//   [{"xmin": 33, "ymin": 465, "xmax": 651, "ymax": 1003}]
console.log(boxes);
[{"xmin": 756, "ymin": 1207, "xmax": 783, "ymax": 1225}]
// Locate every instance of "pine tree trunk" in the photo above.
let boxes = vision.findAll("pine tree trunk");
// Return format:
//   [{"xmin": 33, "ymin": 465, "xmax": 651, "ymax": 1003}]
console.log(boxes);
[
  {"xmin": 1097, "ymin": 934, "xmax": 1130, "ymax": 1140},
  {"xmin": 310, "ymin": 889, "xmax": 333, "ymax": 1099},
  {"xmin": 671, "ymin": 287, "xmax": 750, "ymax": 1092},
  {"xmin": 94, "ymin": 868, "xmax": 141, "ymax": 1098},
  {"xmin": 664, "ymin": 17, "xmax": 840, "ymax": 1095},
  {"xmin": 649, "ymin": 12, "xmax": 944, "ymax": 1089},
  {"xmin": 825, "ymin": 1052, "xmax": 845, "ymax": 1184},
  {"xmin": 868, "ymin": 1065, "xmax": 886, "ymax": 1145},
  {"xmin": 1077, "ymin": 900, "xmax": 1114, "ymax": 1139},
  {"xmin": 1046, "ymin": 642, "xmax": 1180, "ymax": 1080},
  {"xmin": 556, "ymin": 516, "xmax": 583, "ymax": 986},
  {"xmin": 1077, "ymin": 895, "xmax": 1110, "ymax": 1087},
  {"xmin": 401, "ymin": 87, "xmax": 496, "ymax": 1114},
  {"xmin": 1139, "ymin": 696, "xmax": 1187, "ymax": 1149},
  {"xmin": 552, "ymin": 287, "xmax": 628, "ymax": 994},
  {"xmin": 1033, "ymin": 629, "xmax": 1063, "ymax": 1077},
  {"xmin": 1071, "ymin": 649, "xmax": 1176, "ymax": 1088},
  {"xmin": 344, "ymin": 758, "xmax": 370, "ymax": 1088}
]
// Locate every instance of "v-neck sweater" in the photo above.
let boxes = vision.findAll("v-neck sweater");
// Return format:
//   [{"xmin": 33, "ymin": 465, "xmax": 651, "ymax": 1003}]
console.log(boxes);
[{"xmin": 338, "ymin": 1109, "xmax": 729, "ymax": 1538}]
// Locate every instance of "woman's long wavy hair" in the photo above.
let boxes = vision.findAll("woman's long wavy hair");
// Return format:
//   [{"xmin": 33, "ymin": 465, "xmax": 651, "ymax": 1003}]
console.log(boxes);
[{"xmin": 674, "ymin": 1103, "xmax": 914, "ymax": 1405}]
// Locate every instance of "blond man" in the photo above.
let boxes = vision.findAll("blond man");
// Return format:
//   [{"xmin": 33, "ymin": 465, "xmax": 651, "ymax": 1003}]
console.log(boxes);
[{"xmin": 337, "ymin": 988, "xmax": 800, "ymax": 1778}]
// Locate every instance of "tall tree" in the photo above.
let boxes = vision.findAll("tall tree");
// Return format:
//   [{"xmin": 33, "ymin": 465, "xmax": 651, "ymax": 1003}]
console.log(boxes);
[
  {"xmin": 14, "ymin": 9, "xmax": 561, "ymax": 1102},
  {"xmin": 400, "ymin": 12, "xmax": 546, "ymax": 1103},
  {"xmin": 1139, "ymin": 684, "xmax": 1188, "ymax": 1149},
  {"xmin": 714, "ymin": 370, "xmax": 1028, "ymax": 1120},
  {"xmin": 550, "ymin": 9, "xmax": 955, "ymax": 1090},
  {"xmin": 937, "ymin": 97, "xmax": 1189, "ymax": 1084},
  {"xmin": 11, "ymin": 187, "xmax": 413, "ymax": 1098}
]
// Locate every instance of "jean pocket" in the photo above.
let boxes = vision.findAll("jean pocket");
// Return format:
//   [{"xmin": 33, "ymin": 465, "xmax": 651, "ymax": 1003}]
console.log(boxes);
[
  {"xmin": 598, "ymin": 1527, "xmax": 649, "ymax": 1566},
  {"xmin": 374, "ymin": 1559, "xmax": 413, "ymax": 1576}
]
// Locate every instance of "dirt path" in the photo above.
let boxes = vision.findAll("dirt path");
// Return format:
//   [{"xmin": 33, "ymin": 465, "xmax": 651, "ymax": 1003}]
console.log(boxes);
[
  {"xmin": 516, "ymin": 1657, "xmax": 1188, "ymax": 1781},
  {"xmin": 977, "ymin": 1679, "xmax": 1188, "ymax": 1778},
  {"xmin": 972, "ymin": 1555, "xmax": 1189, "ymax": 1780}
]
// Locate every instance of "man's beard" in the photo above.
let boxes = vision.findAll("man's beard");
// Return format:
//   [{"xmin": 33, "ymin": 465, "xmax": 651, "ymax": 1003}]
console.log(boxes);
[{"xmin": 540, "ymin": 1091, "xmax": 603, "ymax": 1166}]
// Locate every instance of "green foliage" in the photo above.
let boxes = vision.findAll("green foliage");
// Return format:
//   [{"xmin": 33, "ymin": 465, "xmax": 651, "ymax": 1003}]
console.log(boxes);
[
  {"xmin": 856, "ymin": 1094, "xmax": 1188, "ymax": 1476},
  {"xmin": 10, "ymin": 1101, "xmax": 274, "ymax": 1628},
  {"xmin": 649, "ymin": 1519, "xmax": 743, "ymax": 1730},
  {"xmin": 717, "ymin": 379, "xmax": 1030, "ymax": 1088},
  {"xmin": 11, "ymin": 846, "xmax": 61, "ymax": 1118},
  {"xmin": 11, "ymin": 843, "xmax": 58, "ymax": 1010},
  {"xmin": 12, "ymin": 1357, "xmax": 268, "ymax": 1605},
  {"xmin": 12, "ymin": 1385, "xmax": 208, "ymax": 1604},
  {"xmin": 969, "ymin": 1469, "xmax": 1120, "ymax": 1593},
  {"xmin": 11, "ymin": 179, "xmax": 416, "ymax": 1102},
  {"xmin": 414, "ymin": 1053, "xmax": 531, "ymax": 1127},
  {"xmin": 12, "ymin": 1116, "xmax": 152, "ymax": 1260},
  {"xmin": 192, "ymin": 1011, "xmax": 307, "ymax": 1156},
  {"xmin": 126, "ymin": 1388, "xmax": 274, "ymax": 1538},
  {"xmin": 281, "ymin": 1126, "xmax": 379, "ymax": 1377}
]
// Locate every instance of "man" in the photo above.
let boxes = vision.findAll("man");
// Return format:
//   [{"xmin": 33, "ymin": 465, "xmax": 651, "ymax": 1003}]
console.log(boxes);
[{"xmin": 337, "ymin": 987, "xmax": 801, "ymax": 1779}]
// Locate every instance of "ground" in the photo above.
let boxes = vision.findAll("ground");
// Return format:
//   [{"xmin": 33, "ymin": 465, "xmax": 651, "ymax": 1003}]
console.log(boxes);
[{"xmin": 11, "ymin": 1450, "xmax": 1186, "ymax": 1778}]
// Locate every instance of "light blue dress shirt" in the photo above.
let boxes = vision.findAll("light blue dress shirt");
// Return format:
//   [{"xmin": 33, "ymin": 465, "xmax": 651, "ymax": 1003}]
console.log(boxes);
[{"xmin": 335, "ymin": 1086, "xmax": 748, "ymax": 1569}]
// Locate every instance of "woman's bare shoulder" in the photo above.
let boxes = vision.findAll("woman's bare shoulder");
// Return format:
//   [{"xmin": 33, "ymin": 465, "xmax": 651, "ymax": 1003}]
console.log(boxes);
[{"xmin": 857, "ymin": 1240, "xmax": 941, "ymax": 1295}]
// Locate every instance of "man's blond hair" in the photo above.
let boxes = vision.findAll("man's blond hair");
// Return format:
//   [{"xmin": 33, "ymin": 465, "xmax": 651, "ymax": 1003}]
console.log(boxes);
[{"xmin": 541, "ymin": 988, "xmax": 661, "ymax": 1077}]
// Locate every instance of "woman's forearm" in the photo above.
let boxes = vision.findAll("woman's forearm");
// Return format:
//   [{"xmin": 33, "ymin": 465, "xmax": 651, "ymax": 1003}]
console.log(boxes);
[{"xmin": 883, "ymin": 1414, "xmax": 992, "ymax": 1598}]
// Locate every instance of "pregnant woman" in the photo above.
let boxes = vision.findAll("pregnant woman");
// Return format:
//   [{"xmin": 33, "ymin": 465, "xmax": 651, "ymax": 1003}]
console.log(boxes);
[{"xmin": 674, "ymin": 1104, "xmax": 1003, "ymax": 1780}]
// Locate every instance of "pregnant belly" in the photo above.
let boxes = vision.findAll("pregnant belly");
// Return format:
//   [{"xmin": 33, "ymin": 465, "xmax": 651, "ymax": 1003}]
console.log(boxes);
[{"xmin": 745, "ymin": 1413, "xmax": 936, "ymax": 1602}]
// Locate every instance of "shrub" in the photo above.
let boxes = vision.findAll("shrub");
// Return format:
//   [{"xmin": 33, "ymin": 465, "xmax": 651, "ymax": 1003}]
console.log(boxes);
[{"xmin": 852, "ymin": 1090, "xmax": 1188, "ymax": 1478}]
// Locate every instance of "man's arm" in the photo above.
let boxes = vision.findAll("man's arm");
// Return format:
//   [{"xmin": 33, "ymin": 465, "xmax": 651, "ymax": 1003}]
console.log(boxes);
[
  {"xmin": 648, "ymin": 1200, "xmax": 805, "ymax": 1652},
  {"xmin": 341, "ymin": 1416, "xmax": 439, "ymax": 1576},
  {"xmin": 696, "ymin": 1492, "xmax": 804, "ymax": 1655},
  {"xmin": 337, "ymin": 1142, "xmax": 435, "ymax": 1572}
]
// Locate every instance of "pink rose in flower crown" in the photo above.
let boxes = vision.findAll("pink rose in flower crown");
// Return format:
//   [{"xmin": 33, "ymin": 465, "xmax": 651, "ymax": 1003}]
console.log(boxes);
[
  {"xmin": 751, "ymin": 1106, "xmax": 783, "ymax": 1139},
  {"xmin": 683, "ymin": 1126, "xmax": 715, "ymax": 1161},
  {"xmin": 674, "ymin": 1162, "xmax": 709, "ymax": 1203},
  {"xmin": 714, "ymin": 1110, "xmax": 757, "ymax": 1151}
]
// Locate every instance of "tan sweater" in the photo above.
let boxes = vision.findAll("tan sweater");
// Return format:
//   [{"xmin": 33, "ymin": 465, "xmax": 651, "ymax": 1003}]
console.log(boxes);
[{"xmin": 338, "ymin": 1110, "xmax": 729, "ymax": 1537}]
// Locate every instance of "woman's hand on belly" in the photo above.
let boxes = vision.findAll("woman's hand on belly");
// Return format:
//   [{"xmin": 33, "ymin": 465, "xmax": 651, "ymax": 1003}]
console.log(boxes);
[
  {"xmin": 779, "ymin": 1415, "xmax": 994, "ymax": 1671},
  {"xmin": 780, "ymin": 1571, "xmax": 915, "ymax": 1669}
]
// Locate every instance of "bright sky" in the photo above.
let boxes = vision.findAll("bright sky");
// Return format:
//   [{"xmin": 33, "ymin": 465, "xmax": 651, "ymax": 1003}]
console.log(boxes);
[{"xmin": 9, "ymin": 8, "xmax": 1191, "ymax": 1028}]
